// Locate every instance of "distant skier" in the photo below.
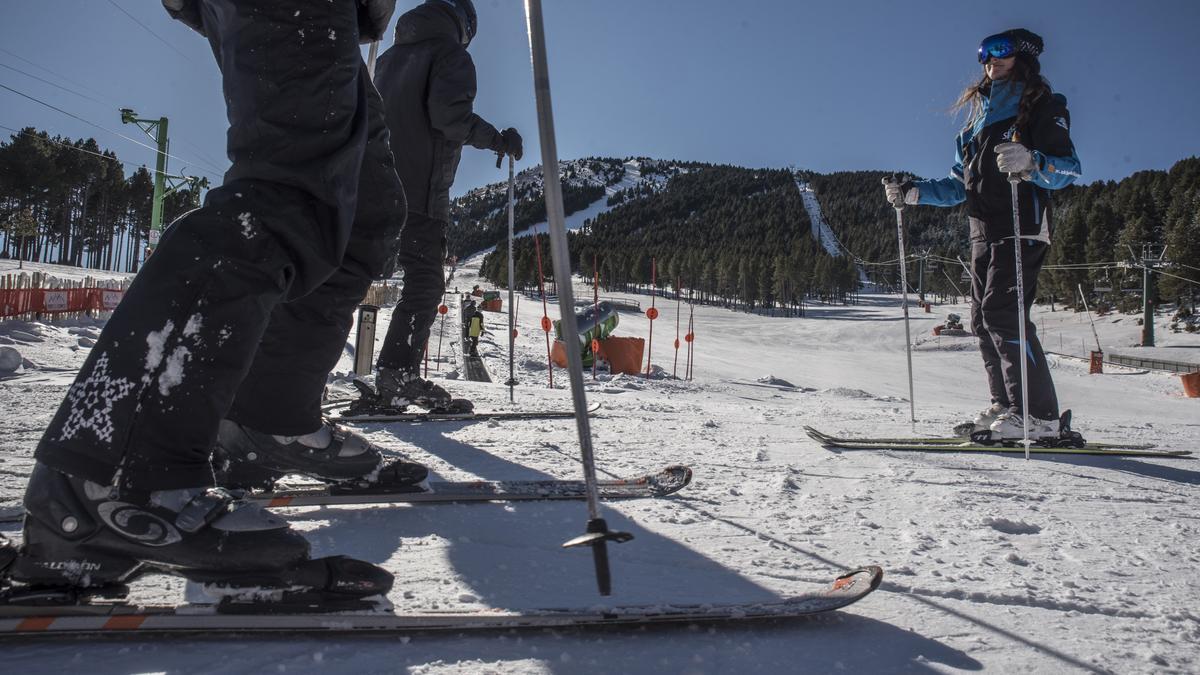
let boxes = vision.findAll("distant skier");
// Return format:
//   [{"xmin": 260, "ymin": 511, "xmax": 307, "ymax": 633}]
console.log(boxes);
[
  {"xmin": 3, "ymin": 0, "xmax": 416, "ymax": 599},
  {"xmin": 883, "ymin": 28, "xmax": 1080, "ymax": 440},
  {"xmin": 466, "ymin": 303, "xmax": 485, "ymax": 356},
  {"xmin": 366, "ymin": 0, "xmax": 523, "ymax": 412}
]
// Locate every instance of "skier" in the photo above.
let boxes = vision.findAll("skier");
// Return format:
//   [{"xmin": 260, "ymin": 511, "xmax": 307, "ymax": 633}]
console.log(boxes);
[
  {"xmin": 2, "ymin": 0, "xmax": 416, "ymax": 600},
  {"xmin": 466, "ymin": 303, "xmax": 485, "ymax": 357},
  {"xmin": 364, "ymin": 0, "xmax": 523, "ymax": 413},
  {"xmin": 883, "ymin": 28, "xmax": 1080, "ymax": 440}
]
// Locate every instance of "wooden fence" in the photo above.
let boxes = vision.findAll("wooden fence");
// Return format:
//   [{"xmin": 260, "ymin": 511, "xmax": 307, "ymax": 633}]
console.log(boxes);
[
  {"xmin": 361, "ymin": 280, "xmax": 401, "ymax": 308},
  {"xmin": 1, "ymin": 274, "xmax": 403, "ymax": 323},
  {"xmin": 0, "ymin": 272, "xmax": 130, "ymax": 322}
]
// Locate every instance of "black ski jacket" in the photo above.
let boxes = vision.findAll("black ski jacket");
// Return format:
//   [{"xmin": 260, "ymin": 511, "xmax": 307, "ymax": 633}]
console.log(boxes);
[
  {"xmin": 914, "ymin": 79, "xmax": 1081, "ymax": 243},
  {"xmin": 375, "ymin": 3, "xmax": 505, "ymax": 223},
  {"xmin": 162, "ymin": 0, "xmax": 396, "ymax": 43}
]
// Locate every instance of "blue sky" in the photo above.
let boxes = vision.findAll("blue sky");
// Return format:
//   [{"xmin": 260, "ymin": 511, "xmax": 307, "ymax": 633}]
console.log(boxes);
[{"xmin": 2, "ymin": 1, "xmax": 1198, "ymax": 197}]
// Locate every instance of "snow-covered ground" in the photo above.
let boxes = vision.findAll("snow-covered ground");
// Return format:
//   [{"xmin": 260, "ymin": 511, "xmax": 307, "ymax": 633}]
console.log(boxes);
[{"xmin": 3, "ymin": 257, "xmax": 1199, "ymax": 674}]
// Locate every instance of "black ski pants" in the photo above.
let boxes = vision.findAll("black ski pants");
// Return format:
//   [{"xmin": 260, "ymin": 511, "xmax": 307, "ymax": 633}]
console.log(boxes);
[
  {"xmin": 377, "ymin": 213, "xmax": 446, "ymax": 374},
  {"xmin": 969, "ymin": 238, "xmax": 1059, "ymax": 420},
  {"xmin": 36, "ymin": 0, "xmax": 404, "ymax": 491}
]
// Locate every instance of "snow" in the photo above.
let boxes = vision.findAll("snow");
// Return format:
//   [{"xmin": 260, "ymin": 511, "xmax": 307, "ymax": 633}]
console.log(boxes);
[
  {"xmin": 2, "ymin": 258, "xmax": 1200, "ymax": 673},
  {"xmin": 471, "ymin": 160, "xmax": 675, "ymax": 256},
  {"xmin": 797, "ymin": 179, "xmax": 872, "ymax": 287}
]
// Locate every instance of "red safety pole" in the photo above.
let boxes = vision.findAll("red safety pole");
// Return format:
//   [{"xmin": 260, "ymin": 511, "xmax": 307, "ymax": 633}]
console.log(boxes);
[
  {"xmin": 592, "ymin": 254, "xmax": 599, "ymax": 379},
  {"xmin": 435, "ymin": 303, "xmax": 448, "ymax": 371},
  {"xmin": 644, "ymin": 257, "xmax": 658, "ymax": 377},
  {"xmin": 685, "ymin": 287, "xmax": 695, "ymax": 380},
  {"xmin": 673, "ymin": 277, "xmax": 681, "ymax": 379},
  {"xmin": 534, "ymin": 234, "xmax": 553, "ymax": 388}
]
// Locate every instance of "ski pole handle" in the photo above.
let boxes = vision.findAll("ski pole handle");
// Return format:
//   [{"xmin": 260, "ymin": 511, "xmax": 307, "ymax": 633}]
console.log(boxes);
[
  {"xmin": 495, "ymin": 151, "xmax": 504, "ymax": 169},
  {"xmin": 883, "ymin": 174, "xmax": 910, "ymax": 211}
]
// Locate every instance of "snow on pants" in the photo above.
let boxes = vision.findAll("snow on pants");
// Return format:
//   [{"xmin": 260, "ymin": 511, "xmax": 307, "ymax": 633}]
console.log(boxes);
[
  {"xmin": 35, "ymin": 0, "xmax": 405, "ymax": 491},
  {"xmin": 969, "ymin": 238, "xmax": 1059, "ymax": 420},
  {"xmin": 376, "ymin": 213, "xmax": 447, "ymax": 374}
]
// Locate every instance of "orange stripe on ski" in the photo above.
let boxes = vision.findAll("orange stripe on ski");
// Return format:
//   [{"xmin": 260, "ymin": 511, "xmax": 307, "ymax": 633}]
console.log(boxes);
[
  {"xmin": 267, "ymin": 496, "xmax": 294, "ymax": 507},
  {"xmin": 103, "ymin": 615, "xmax": 147, "ymax": 630},
  {"xmin": 17, "ymin": 617, "xmax": 56, "ymax": 631}
]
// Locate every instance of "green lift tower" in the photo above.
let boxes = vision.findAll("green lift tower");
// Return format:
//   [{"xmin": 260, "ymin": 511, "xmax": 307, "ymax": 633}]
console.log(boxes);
[{"xmin": 119, "ymin": 108, "xmax": 206, "ymax": 258}]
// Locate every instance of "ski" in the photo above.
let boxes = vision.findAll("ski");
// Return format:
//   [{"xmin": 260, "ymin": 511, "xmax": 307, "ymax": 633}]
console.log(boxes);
[
  {"xmin": 0, "ymin": 466, "xmax": 694, "ymax": 524},
  {"xmin": 0, "ymin": 566, "xmax": 882, "ymax": 638},
  {"xmin": 259, "ymin": 464, "xmax": 692, "ymax": 507},
  {"xmin": 804, "ymin": 427, "xmax": 1190, "ymax": 457},
  {"xmin": 809, "ymin": 428, "xmax": 1158, "ymax": 451},
  {"xmin": 325, "ymin": 401, "xmax": 602, "ymax": 423}
]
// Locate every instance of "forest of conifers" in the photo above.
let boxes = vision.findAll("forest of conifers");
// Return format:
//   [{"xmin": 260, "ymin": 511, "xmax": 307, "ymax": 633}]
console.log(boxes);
[
  {"xmin": 474, "ymin": 158, "xmax": 1200, "ymax": 314},
  {"xmin": 0, "ymin": 127, "xmax": 199, "ymax": 272}
]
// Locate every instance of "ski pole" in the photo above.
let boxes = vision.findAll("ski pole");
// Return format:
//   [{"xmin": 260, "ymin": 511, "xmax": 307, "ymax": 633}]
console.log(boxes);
[
  {"xmin": 507, "ymin": 155, "xmax": 516, "ymax": 401},
  {"xmin": 1077, "ymin": 283, "xmax": 1102, "ymax": 354},
  {"xmin": 525, "ymin": 0, "xmax": 631, "ymax": 597},
  {"xmin": 1008, "ymin": 173, "xmax": 1031, "ymax": 460},
  {"xmin": 885, "ymin": 176, "xmax": 917, "ymax": 425},
  {"xmin": 366, "ymin": 40, "xmax": 380, "ymax": 81}
]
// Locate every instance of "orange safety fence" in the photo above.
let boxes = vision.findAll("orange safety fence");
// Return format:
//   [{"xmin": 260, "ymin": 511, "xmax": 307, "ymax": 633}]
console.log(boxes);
[{"xmin": 0, "ymin": 286, "xmax": 124, "ymax": 318}]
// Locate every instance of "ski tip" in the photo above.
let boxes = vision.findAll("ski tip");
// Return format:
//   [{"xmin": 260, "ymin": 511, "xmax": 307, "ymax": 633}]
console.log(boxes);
[
  {"xmin": 802, "ymin": 426, "xmax": 835, "ymax": 446},
  {"xmin": 648, "ymin": 465, "xmax": 694, "ymax": 496},
  {"xmin": 833, "ymin": 566, "xmax": 884, "ymax": 595}
]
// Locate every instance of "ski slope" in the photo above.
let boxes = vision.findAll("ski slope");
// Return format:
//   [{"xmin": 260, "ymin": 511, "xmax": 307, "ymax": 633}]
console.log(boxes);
[
  {"xmin": 797, "ymin": 180, "xmax": 872, "ymax": 286},
  {"xmin": 2, "ymin": 257, "xmax": 1199, "ymax": 674}
]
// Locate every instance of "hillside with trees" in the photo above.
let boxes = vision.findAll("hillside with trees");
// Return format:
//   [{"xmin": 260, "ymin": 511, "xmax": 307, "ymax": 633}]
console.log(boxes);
[
  {"xmin": 479, "ymin": 164, "xmax": 859, "ymax": 313},
  {"xmin": 471, "ymin": 157, "xmax": 1199, "ymax": 317}
]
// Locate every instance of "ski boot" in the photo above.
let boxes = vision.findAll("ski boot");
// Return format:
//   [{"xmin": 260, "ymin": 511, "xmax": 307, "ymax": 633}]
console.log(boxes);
[
  {"xmin": 1, "ymin": 463, "xmax": 391, "ymax": 608},
  {"xmin": 213, "ymin": 418, "xmax": 429, "ymax": 492},
  {"xmin": 971, "ymin": 410, "xmax": 1086, "ymax": 448},
  {"xmin": 953, "ymin": 402, "xmax": 1008, "ymax": 437},
  {"xmin": 357, "ymin": 367, "xmax": 473, "ymax": 414}
]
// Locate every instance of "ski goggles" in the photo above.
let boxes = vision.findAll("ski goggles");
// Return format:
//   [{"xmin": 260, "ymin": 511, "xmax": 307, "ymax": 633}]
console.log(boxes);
[{"xmin": 977, "ymin": 33, "xmax": 1015, "ymax": 64}]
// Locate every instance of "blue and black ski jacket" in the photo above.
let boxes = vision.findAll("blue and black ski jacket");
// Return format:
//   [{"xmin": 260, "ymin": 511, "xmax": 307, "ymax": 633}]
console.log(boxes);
[{"xmin": 913, "ymin": 79, "xmax": 1081, "ymax": 243}]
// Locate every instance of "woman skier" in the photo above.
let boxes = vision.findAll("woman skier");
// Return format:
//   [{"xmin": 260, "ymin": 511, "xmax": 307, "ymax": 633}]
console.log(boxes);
[{"xmin": 883, "ymin": 28, "xmax": 1081, "ymax": 440}]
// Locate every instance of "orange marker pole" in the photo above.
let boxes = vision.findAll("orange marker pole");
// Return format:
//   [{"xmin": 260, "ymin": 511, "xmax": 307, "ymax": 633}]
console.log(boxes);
[
  {"xmin": 435, "ymin": 304, "xmax": 448, "ymax": 371},
  {"xmin": 685, "ymin": 287, "xmax": 695, "ymax": 380},
  {"xmin": 534, "ymin": 234, "xmax": 553, "ymax": 388},
  {"xmin": 673, "ymin": 277, "xmax": 681, "ymax": 379},
  {"xmin": 645, "ymin": 257, "xmax": 657, "ymax": 377},
  {"xmin": 592, "ymin": 254, "xmax": 600, "ymax": 379}
]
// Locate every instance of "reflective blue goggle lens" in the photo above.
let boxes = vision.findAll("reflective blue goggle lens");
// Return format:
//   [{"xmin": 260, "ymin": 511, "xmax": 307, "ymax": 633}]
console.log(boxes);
[{"xmin": 977, "ymin": 34, "xmax": 1015, "ymax": 64}]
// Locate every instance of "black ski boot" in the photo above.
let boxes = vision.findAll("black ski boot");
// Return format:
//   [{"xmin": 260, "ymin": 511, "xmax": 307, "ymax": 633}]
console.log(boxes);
[
  {"xmin": 2, "ymin": 463, "xmax": 391, "ymax": 607},
  {"xmin": 374, "ymin": 367, "xmax": 473, "ymax": 414},
  {"xmin": 213, "ymin": 418, "xmax": 429, "ymax": 492},
  {"xmin": 376, "ymin": 367, "xmax": 452, "ymax": 409}
]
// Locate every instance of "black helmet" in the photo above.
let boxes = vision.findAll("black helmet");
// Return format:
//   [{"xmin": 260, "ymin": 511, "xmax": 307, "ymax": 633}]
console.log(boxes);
[{"xmin": 427, "ymin": 0, "xmax": 477, "ymax": 46}]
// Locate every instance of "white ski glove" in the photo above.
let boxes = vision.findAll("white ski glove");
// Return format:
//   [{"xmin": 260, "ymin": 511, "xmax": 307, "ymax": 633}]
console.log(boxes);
[
  {"xmin": 995, "ymin": 142, "xmax": 1037, "ymax": 178},
  {"xmin": 882, "ymin": 177, "xmax": 919, "ymax": 208}
]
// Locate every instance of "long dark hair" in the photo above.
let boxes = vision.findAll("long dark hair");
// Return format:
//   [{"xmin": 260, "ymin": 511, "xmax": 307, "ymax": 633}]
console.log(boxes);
[{"xmin": 953, "ymin": 53, "xmax": 1051, "ymax": 141}]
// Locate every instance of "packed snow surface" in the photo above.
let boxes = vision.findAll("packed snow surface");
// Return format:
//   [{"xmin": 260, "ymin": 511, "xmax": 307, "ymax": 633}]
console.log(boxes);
[{"xmin": 1, "ymin": 257, "xmax": 1198, "ymax": 674}]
